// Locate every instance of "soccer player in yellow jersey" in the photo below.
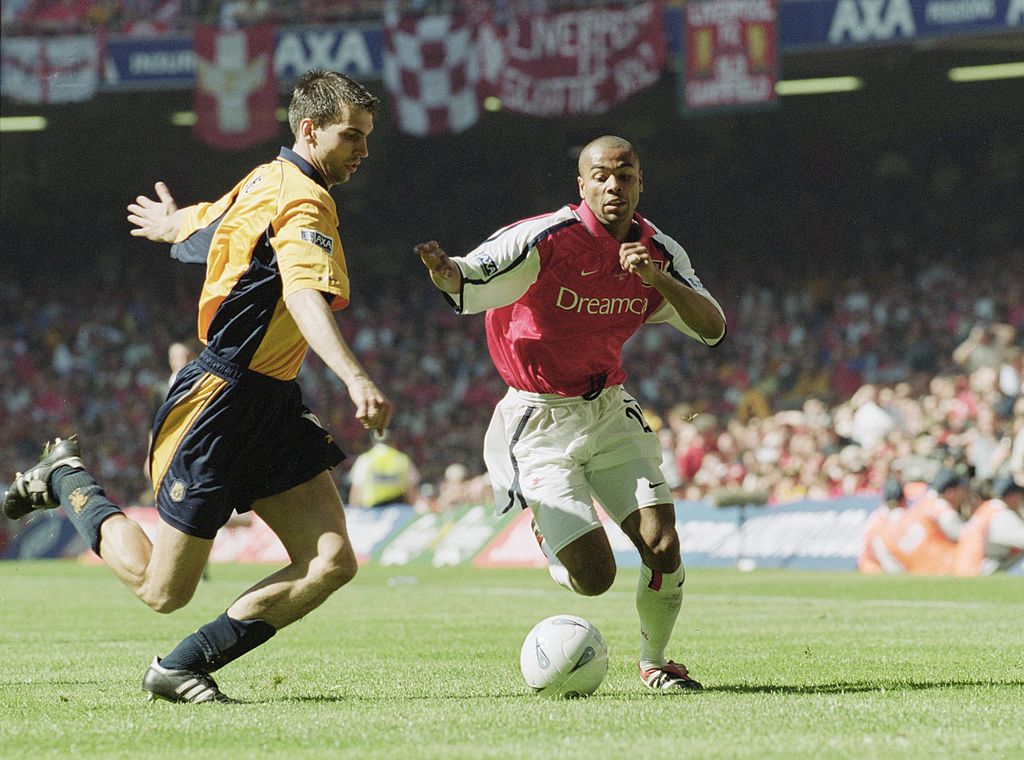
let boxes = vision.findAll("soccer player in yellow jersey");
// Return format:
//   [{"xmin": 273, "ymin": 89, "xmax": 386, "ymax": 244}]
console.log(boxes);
[{"xmin": 2, "ymin": 70, "xmax": 391, "ymax": 703}]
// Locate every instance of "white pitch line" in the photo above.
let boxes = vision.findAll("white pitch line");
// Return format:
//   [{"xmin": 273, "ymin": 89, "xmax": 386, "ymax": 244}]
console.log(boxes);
[{"xmin": 457, "ymin": 586, "xmax": 1024, "ymax": 611}]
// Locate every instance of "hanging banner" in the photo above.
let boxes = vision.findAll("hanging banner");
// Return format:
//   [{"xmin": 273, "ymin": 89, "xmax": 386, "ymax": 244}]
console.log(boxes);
[
  {"xmin": 193, "ymin": 24, "xmax": 279, "ymax": 150},
  {"xmin": 680, "ymin": 0, "xmax": 779, "ymax": 115},
  {"xmin": 486, "ymin": 0, "xmax": 667, "ymax": 117},
  {"xmin": 1, "ymin": 34, "xmax": 103, "ymax": 104},
  {"xmin": 382, "ymin": 12, "xmax": 484, "ymax": 137}
]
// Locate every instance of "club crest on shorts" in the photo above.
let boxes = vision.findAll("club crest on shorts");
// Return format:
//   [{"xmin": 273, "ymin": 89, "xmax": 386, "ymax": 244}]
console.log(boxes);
[{"xmin": 169, "ymin": 479, "xmax": 187, "ymax": 503}]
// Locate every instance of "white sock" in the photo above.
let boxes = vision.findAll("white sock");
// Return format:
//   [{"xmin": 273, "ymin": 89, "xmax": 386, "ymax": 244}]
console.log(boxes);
[{"xmin": 636, "ymin": 562, "xmax": 685, "ymax": 668}]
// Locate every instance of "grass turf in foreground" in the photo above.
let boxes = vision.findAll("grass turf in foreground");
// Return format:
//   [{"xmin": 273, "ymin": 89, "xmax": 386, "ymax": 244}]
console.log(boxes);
[{"xmin": 0, "ymin": 561, "xmax": 1021, "ymax": 760}]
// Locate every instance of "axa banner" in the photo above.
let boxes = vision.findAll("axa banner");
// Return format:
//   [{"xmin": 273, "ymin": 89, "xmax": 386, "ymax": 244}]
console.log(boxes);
[
  {"xmin": 777, "ymin": 0, "xmax": 1024, "ymax": 49},
  {"xmin": 93, "ymin": 4, "xmax": 1020, "ymax": 94},
  {"xmin": 103, "ymin": 26, "xmax": 383, "ymax": 90},
  {"xmin": 484, "ymin": 0, "xmax": 667, "ymax": 117},
  {"xmin": 103, "ymin": 35, "xmax": 194, "ymax": 88}
]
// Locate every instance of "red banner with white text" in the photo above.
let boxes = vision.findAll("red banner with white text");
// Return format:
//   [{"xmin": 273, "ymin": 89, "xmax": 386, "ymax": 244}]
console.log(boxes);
[
  {"xmin": 483, "ymin": 0, "xmax": 666, "ymax": 118},
  {"xmin": 680, "ymin": 0, "xmax": 778, "ymax": 114}
]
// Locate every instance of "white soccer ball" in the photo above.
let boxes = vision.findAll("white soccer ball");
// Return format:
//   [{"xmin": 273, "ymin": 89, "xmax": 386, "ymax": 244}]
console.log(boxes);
[{"xmin": 520, "ymin": 615, "xmax": 609, "ymax": 698}]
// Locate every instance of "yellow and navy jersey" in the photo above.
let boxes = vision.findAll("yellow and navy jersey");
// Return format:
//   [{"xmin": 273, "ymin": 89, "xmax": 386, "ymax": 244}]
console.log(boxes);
[{"xmin": 170, "ymin": 147, "xmax": 349, "ymax": 380}]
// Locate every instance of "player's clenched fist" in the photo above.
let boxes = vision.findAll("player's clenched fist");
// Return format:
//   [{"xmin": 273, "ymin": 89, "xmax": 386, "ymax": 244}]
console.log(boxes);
[
  {"xmin": 415, "ymin": 240, "xmax": 462, "ymax": 294},
  {"xmin": 619, "ymin": 241, "xmax": 658, "ymax": 286}
]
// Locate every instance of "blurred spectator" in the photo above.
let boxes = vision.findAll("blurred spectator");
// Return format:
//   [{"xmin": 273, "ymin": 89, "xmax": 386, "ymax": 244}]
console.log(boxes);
[
  {"xmin": 951, "ymin": 475, "xmax": 1024, "ymax": 576},
  {"xmin": 952, "ymin": 323, "xmax": 1016, "ymax": 373},
  {"xmin": 348, "ymin": 431, "xmax": 420, "ymax": 508},
  {"xmin": 857, "ymin": 477, "xmax": 907, "ymax": 574},
  {"xmin": 870, "ymin": 469, "xmax": 971, "ymax": 575}
]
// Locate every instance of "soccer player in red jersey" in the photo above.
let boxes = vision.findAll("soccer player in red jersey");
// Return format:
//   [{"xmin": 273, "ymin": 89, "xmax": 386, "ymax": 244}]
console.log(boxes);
[{"xmin": 416, "ymin": 136, "xmax": 726, "ymax": 691}]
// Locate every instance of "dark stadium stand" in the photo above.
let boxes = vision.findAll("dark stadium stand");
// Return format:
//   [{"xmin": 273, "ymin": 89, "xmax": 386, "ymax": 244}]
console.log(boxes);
[{"xmin": 2, "ymin": 0, "xmax": 1022, "ymax": 547}]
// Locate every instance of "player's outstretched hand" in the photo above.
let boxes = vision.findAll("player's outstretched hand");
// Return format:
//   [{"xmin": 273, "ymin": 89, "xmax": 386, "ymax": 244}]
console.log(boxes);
[
  {"xmin": 348, "ymin": 376, "xmax": 393, "ymax": 435},
  {"xmin": 415, "ymin": 240, "xmax": 461, "ymax": 293},
  {"xmin": 128, "ymin": 182, "xmax": 183, "ymax": 243}
]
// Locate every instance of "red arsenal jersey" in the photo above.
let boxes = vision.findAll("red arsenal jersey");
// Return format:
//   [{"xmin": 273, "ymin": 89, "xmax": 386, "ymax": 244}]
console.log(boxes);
[{"xmin": 445, "ymin": 201, "xmax": 724, "ymax": 396}]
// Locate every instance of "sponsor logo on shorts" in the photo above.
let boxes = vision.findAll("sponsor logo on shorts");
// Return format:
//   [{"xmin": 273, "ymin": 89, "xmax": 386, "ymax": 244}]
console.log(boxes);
[
  {"xmin": 301, "ymin": 229, "xmax": 334, "ymax": 254},
  {"xmin": 556, "ymin": 286, "xmax": 648, "ymax": 315},
  {"xmin": 169, "ymin": 479, "xmax": 186, "ymax": 503}
]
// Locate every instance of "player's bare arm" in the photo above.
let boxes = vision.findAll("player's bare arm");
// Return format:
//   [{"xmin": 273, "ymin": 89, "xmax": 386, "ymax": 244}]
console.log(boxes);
[
  {"xmin": 284, "ymin": 288, "xmax": 393, "ymax": 433},
  {"xmin": 127, "ymin": 182, "xmax": 186, "ymax": 243},
  {"xmin": 619, "ymin": 241, "xmax": 725, "ymax": 342},
  {"xmin": 415, "ymin": 240, "xmax": 462, "ymax": 294}
]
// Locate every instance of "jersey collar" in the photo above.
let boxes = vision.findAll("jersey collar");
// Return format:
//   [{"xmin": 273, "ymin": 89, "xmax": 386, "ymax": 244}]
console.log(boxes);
[
  {"xmin": 573, "ymin": 200, "xmax": 650, "ymax": 243},
  {"xmin": 277, "ymin": 147, "xmax": 330, "ymax": 190}
]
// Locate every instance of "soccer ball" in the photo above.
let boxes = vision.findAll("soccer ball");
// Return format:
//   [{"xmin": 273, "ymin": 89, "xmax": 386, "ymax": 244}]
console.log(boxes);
[{"xmin": 520, "ymin": 615, "xmax": 609, "ymax": 698}]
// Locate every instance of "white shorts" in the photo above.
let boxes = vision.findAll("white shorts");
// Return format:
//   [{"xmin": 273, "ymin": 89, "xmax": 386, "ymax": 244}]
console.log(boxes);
[{"xmin": 483, "ymin": 385, "xmax": 671, "ymax": 553}]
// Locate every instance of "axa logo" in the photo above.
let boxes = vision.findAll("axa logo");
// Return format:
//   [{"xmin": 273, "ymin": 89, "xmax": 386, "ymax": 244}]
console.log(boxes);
[
  {"xmin": 829, "ymin": 0, "xmax": 916, "ymax": 43},
  {"xmin": 301, "ymin": 229, "xmax": 334, "ymax": 254},
  {"xmin": 556, "ymin": 286, "xmax": 647, "ymax": 315}
]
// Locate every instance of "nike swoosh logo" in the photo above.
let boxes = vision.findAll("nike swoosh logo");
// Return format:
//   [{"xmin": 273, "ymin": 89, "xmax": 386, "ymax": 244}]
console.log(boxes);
[
  {"xmin": 581, "ymin": 270, "xmax": 598, "ymax": 276},
  {"xmin": 647, "ymin": 481, "xmax": 665, "ymax": 489}
]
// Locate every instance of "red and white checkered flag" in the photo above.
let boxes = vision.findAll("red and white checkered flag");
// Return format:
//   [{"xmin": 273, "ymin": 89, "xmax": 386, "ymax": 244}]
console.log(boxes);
[{"xmin": 383, "ymin": 12, "xmax": 485, "ymax": 137}]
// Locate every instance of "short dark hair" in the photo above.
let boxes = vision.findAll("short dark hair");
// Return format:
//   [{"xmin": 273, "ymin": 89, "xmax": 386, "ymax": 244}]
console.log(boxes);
[{"xmin": 288, "ymin": 69, "xmax": 380, "ymax": 137}]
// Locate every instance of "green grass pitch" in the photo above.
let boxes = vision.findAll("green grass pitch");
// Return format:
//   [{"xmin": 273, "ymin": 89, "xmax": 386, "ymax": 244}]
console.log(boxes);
[{"xmin": 1, "ymin": 561, "xmax": 1021, "ymax": 759}]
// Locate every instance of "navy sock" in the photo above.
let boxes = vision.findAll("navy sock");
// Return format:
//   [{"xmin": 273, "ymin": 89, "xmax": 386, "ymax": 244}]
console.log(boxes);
[
  {"xmin": 52, "ymin": 465, "xmax": 123, "ymax": 555},
  {"xmin": 161, "ymin": 613, "xmax": 277, "ymax": 673}
]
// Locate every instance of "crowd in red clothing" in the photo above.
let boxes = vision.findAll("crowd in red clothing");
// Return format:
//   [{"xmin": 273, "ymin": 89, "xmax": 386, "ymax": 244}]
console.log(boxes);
[{"xmin": 2, "ymin": 246, "xmax": 1021, "ymax": 519}]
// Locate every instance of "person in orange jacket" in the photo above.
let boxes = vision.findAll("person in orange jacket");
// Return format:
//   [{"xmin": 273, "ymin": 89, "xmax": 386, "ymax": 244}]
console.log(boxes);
[
  {"xmin": 952, "ymin": 475, "xmax": 1024, "ymax": 576},
  {"xmin": 876, "ymin": 469, "xmax": 971, "ymax": 575},
  {"xmin": 858, "ymin": 477, "xmax": 907, "ymax": 574}
]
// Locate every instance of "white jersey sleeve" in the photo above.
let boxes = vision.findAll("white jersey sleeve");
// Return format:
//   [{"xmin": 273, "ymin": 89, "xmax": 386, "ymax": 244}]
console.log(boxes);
[
  {"xmin": 643, "ymin": 220, "xmax": 726, "ymax": 345},
  {"xmin": 447, "ymin": 208, "xmax": 575, "ymax": 314}
]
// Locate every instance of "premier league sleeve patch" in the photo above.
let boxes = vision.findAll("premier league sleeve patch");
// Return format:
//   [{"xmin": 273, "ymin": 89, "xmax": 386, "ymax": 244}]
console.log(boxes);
[
  {"xmin": 470, "ymin": 252, "xmax": 498, "ymax": 277},
  {"xmin": 301, "ymin": 229, "xmax": 335, "ymax": 255}
]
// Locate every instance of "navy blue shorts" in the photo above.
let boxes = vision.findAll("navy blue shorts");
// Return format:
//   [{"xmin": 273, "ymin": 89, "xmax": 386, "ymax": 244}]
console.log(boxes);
[{"xmin": 149, "ymin": 350, "xmax": 345, "ymax": 539}]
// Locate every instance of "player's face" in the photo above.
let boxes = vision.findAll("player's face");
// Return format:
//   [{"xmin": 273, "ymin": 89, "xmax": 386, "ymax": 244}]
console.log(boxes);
[
  {"xmin": 309, "ymin": 105, "xmax": 373, "ymax": 187},
  {"xmin": 578, "ymin": 146, "xmax": 643, "ymax": 235}
]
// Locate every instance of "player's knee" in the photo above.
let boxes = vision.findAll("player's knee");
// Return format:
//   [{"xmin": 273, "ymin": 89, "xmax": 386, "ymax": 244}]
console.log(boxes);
[
  {"xmin": 141, "ymin": 586, "xmax": 195, "ymax": 614},
  {"xmin": 645, "ymin": 530, "xmax": 681, "ymax": 570},
  {"xmin": 573, "ymin": 564, "xmax": 616, "ymax": 596},
  {"xmin": 313, "ymin": 541, "xmax": 358, "ymax": 592}
]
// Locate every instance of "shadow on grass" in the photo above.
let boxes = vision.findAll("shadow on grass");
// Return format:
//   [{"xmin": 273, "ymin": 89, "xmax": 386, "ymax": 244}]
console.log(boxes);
[
  {"xmin": 699, "ymin": 679, "xmax": 1024, "ymax": 695},
  {"xmin": 254, "ymin": 679, "xmax": 1024, "ymax": 703}
]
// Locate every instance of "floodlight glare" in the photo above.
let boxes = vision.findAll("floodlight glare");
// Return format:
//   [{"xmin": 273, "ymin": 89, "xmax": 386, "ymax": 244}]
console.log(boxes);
[
  {"xmin": 948, "ymin": 63, "xmax": 1024, "ymax": 83},
  {"xmin": 0, "ymin": 115, "xmax": 48, "ymax": 132},
  {"xmin": 775, "ymin": 77, "xmax": 863, "ymax": 96},
  {"xmin": 169, "ymin": 111, "xmax": 197, "ymax": 126}
]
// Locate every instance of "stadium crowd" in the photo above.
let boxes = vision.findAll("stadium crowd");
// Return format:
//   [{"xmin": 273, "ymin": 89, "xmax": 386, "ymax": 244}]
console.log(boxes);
[
  {"xmin": 2, "ymin": 240, "xmax": 1021, "ymax": 515},
  {"xmin": 1, "ymin": 0, "xmax": 644, "ymax": 35},
  {"xmin": 2, "ymin": 63, "xmax": 1022, "ymax": 558}
]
